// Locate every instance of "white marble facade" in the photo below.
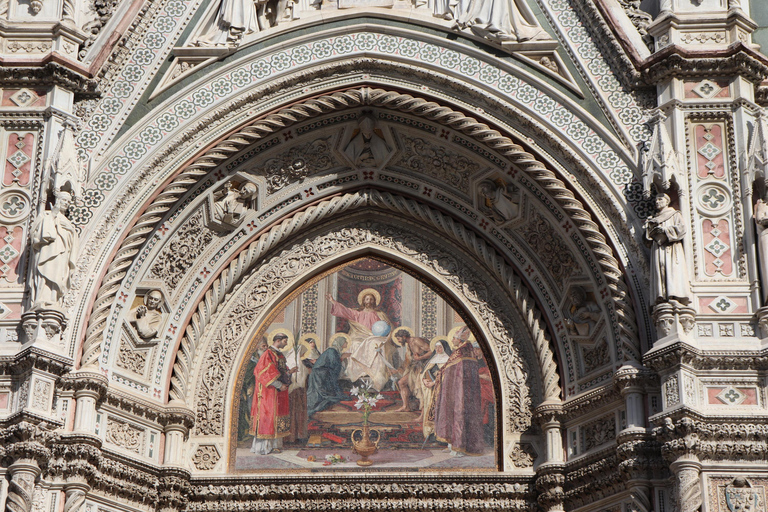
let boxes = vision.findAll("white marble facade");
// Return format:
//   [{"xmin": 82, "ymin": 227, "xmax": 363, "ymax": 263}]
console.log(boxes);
[{"xmin": 0, "ymin": 0, "xmax": 767, "ymax": 510}]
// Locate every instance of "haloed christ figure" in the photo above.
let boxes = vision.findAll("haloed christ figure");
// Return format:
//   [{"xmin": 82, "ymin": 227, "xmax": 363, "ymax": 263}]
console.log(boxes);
[{"xmin": 325, "ymin": 288, "xmax": 396, "ymax": 390}]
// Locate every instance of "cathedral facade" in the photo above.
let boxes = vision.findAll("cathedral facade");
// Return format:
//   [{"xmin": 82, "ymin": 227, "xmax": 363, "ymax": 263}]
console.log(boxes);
[{"xmin": 1, "ymin": 0, "xmax": 767, "ymax": 510}]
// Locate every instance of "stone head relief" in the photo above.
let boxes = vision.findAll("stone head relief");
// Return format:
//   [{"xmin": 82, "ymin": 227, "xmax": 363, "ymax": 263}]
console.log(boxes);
[
  {"xmin": 565, "ymin": 286, "xmax": 600, "ymax": 337},
  {"xmin": 130, "ymin": 289, "xmax": 165, "ymax": 341},
  {"xmin": 210, "ymin": 181, "xmax": 258, "ymax": 230},
  {"xmin": 343, "ymin": 114, "xmax": 392, "ymax": 169},
  {"xmin": 477, "ymin": 178, "xmax": 519, "ymax": 224}
]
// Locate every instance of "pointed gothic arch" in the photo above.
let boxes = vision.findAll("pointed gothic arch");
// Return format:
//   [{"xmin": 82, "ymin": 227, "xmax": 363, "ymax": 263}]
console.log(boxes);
[
  {"xmin": 225, "ymin": 252, "xmax": 511, "ymax": 471},
  {"xmin": 76, "ymin": 88, "xmax": 641, "ymax": 403},
  {"xmin": 183, "ymin": 208, "xmax": 548, "ymax": 470}
]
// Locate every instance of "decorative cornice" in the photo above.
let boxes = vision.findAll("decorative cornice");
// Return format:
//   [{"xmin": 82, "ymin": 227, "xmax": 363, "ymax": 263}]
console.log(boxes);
[
  {"xmin": 639, "ymin": 43, "xmax": 768, "ymax": 85},
  {"xmin": 563, "ymin": 384, "xmax": 623, "ymax": 422},
  {"xmin": 0, "ymin": 61, "xmax": 98, "ymax": 95},
  {"xmin": 643, "ymin": 341, "xmax": 768, "ymax": 372},
  {"xmin": 0, "ymin": 346, "xmax": 74, "ymax": 376},
  {"xmin": 564, "ymin": 450, "xmax": 624, "ymax": 509},
  {"xmin": 653, "ymin": 414, "xmax": 768, "ymax": 463},
  {"xmin": 101, "ymin": 390, "xmax": 195, "ymax": 429},
  {"xmin": 188, "ymin": 475, "xmax": 535, "ymax": 512}
]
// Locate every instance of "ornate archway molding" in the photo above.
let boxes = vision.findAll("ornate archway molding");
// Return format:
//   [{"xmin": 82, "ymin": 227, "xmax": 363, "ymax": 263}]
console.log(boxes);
[
  {"xmin": 187, "ymin": 210, "xmax": 539, "ymax": 464},
  {"xmin": 169, "ymin": 190, "xmax": 559, "ymax": 422},
  {"xmin": 78, "ymin": 88, "xmax": 641, "ymax": 381}
]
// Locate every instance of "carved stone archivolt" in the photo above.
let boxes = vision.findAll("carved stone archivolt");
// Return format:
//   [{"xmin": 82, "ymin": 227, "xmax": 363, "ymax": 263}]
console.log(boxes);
[
  {"xmin": 189, "ymin": 213, "xmax": 537, "ymax": 439},
  {"xmin": 149, "ymin": 210, "xmax": 213, "ymax": 291},
  {"xmin": 79, "ymin": 88, "xmax": 640, "ymax": 376},
  {"xmin": 170, "ymin": 191, "xmax": 558, "ymax": 416}
]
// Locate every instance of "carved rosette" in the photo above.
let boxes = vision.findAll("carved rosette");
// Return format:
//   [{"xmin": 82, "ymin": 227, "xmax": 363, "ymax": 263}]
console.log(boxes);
[{"xmin": 192, "ymin": 445, "xmax": 220, "ymax": 470}]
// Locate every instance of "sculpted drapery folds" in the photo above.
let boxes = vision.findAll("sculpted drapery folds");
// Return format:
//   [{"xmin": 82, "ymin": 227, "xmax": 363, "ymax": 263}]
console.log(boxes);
[
  {"xmin": 30, "ymin": 190, "xmax": 78, "ymax": 309},
  {"xmin": 755, "ymin": 198, "xmax": 768, "ymax": 303},
  {"xmin": 429, "ymin": 327, "xmax": 485, "ymax": 455},
  {"xmin": 644, "ymin": 193, "xmax": 692, "ymax": 305}
]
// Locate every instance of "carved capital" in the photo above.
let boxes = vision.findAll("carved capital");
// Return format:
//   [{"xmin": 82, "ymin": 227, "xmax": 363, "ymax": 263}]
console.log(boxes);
[
  {"xmin": 536, "ymin": 464, "xmax": 565, "ymax": 512},
  {"xmin": 58, "ymin": 372, "xmax": 108, "ymax": 401},
  {"xmin": 614, "ymin": 363, "xmax": 656, "ymax": 394},
  {"xmin": 158, "ymin": 467, "xmax": 192, "ymax": 512},
  {"xmin": 534, "ymin": 401, "xmax": 565, "ymax": 427}
]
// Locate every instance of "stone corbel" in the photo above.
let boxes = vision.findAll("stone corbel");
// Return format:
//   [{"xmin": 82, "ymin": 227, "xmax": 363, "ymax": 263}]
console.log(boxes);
[
  {"xmin": 21, "ymin": 309, "xmax": 66, "ymax": 346},
  {"xmin": 652, "ymin": 302, "xmax": 695, "ymax": 341}
]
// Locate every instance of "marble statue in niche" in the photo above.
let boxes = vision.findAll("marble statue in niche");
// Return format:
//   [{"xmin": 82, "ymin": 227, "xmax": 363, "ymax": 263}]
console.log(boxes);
[
  {"xmin": 478, "ymin": 178, "xmax": 519, "ymax": 224},
  {"xmin": 565, "ymin": 286, "xmax": 600, "ymax": 337},
  {"xmin": 644, "ymin": 193, "xmax": 692, "ymax": 305},
  {"xmin": 343, "ymin": 114, "xmax": 391, "ymax": 168},
  {"xmin": 755, "ymin": 197, "xmax": 768, "ymax": 303},
  {"xmin": 196, "ymin": 0, "xmax": 263, "ymax": 46},
  {"xmin": 30, "ymin": 189, "xmax": 78, "ymax": 309},
  {"xmin": 130, "ymin": 289, "xmax": 164, "ymax": 341},
  {"xmin": 195, "ymin": 0, "xmax": 304, "ymax": 46}
]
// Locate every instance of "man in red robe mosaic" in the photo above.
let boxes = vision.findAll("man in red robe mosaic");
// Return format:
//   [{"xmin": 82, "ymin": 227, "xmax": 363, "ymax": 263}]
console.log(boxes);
[{"xmin": 251, "ymin": 333, "xmax": 297, "ymax": 455}]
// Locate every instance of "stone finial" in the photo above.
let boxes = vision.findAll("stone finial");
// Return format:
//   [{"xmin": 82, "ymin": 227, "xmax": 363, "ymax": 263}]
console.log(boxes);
[
  {"xmin": 747, "ymin": 109, "xmax": 768, "ymax": 190},
  {"xmin": 642, "ymin": 111, "xmax": 683, "ymax": 197}
]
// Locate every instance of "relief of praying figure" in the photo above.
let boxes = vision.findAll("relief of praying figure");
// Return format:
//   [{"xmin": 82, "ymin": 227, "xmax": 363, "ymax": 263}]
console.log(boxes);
[
  {"xmin": 454, "ymin": 0, "xmax": 548, "ymax": 42},
  {"xmin": 478, "ymin": 178, "xmax": 519, "ymax": 223},
  {"xmin": 130, "ymin": 290, "xmax": 164, "ymax": 340},
  {"xmin": 644, "ymin": 193, "xmax": 692, "ymax": 305},
  {"xmin": 565, "ymin": 286, "xmax": 600, "ymax": 337},
  {"xmin": 343, "ymin": 114, "xmax": 391, "ymax": 168},
  {"xmin": 755, "ymin": 197, "xmax": 768, "ymax": 303},
  {"xmin": 195, "ymin": 0, "xmax": 267, "ymax": 46},
  {"xmin": 211, "ymin": 181, "xmax": 257, "ymax": 229},
  {"xmin": 30, "ymin": 190, "xmax": 78, "ymax": 309}
]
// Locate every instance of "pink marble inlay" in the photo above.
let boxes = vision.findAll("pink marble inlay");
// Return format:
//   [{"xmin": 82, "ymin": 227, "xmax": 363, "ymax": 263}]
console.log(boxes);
[
  {"xmin": 707, "ymin": 387, "xmax": 758, "ymax": 405},
  {"xmin": 3, "ymin": 132, "xmax": 34, "ymax": 187},
  {"xmin": 702, "ymin": 219, "xmax": 732, "ymax": 276},
  {"xmin": 695, "ymin": 124, "xmax": 725, "ymax": 179}
]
